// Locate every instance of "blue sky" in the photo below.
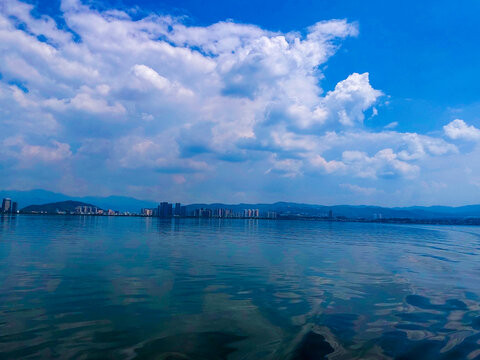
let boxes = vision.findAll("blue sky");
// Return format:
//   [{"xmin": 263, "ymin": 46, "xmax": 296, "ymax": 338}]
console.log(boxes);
[{"xmin": 1, "ymin": 0, "xmax": 480, "ymax": 205}]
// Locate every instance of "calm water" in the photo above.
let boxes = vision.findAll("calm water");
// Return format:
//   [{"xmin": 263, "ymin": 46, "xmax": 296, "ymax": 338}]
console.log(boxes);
[{"xmin": 1, "ymin": 216, "xmax": 480, "ymax": 359}]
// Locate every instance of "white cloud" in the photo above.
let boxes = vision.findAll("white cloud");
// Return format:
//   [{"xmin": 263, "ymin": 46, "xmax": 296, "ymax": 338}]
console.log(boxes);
[
  {"xmin": 397, "ymin": 133, "xmax": 457, "ymax": 160},
  {"xmin": 444, "ymin": 119, "xmax": 480, "ymax": 141},
  {"xmin": 308, "ymin": 155, "xmax": 346, "ymax": 173},
  {"xmin": 2, "ymin": 137, "xmax": 72, "ymax": 166},
  {"xmin": 340, "ymin": 183, "xmax": 379, "ymax": 195},
  {"xmin": 0, "ymin": 0, "xmax": 470, "ymax": 202},
  {"xmin": 267, "ymin": 157, "xmax": 304, "ymax": 178},
  {"xmin": 342, "ymin": 149, "xmax": 419, "ymax": 179},
  {"xmin": 384, "ymin": 121, "xmax": 398, "ymax": 129},
  {"xmin": 132, "ymin": 64, "xmax": 194, "ymax": 96},
  {"xmin": 70, "ymin": 92, "xmax": 127, "ymax": 114},
  {"xmin": 321, "ymin": 72, "xmax": 383, "ymax": 126}
]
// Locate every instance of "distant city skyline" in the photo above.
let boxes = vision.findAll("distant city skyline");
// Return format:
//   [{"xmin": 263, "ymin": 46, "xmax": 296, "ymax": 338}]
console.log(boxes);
[
  {"xmin": 1, "ymin": 0, "xmax": 480, "ymax": 206},
  {"xmin": 13, "ymin": 195, "xmax": 480, "ymax": 225}
]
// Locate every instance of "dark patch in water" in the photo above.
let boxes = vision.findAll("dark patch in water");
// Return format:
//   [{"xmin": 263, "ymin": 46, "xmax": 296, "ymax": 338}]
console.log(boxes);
[
  {"xmin": 406, "ymin": 295, "xmax": 467, "ymax": 311},
  {"xmin": 378, "ymin": 330, "xmax": 480, "ymax": 360},
  {"xmin": 320, "ymin": 313, "xmax": 358, "ymax": 343},
  {"xmin": 470, "ymin": 316, "xmax": 480, "ymax": 330},
  {"xmin": 133, "ymin": 332, "xmax": 247, "ymax": 360},
  {"xmin": 395, "ymin": 323, "xmax": 426, "ymax": 330},
  {"xmin": 397, "ymin": 312, "xmax": 445, "ymax": 323},
  {"xmin": 379, "ymin": 330, "xmax": 444, "ymax": 359},
  {"xmin": 291, "ymin": 331, "xmax": 334, "ymax": 360}
]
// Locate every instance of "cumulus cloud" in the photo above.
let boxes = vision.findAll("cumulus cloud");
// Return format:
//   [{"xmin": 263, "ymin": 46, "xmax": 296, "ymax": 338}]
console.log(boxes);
[
  {"xmin": 444, "ymin": 119, "xmax": 480, "ymax": 141},
  {"xmin": 321, "ymin": 72, "xmax": 383, "ymax": 127},
  {"xmin": 342, "ymin": 149, "xmax": 419, "ymax": 179},
  {"xmin": 0, "ymin": 0, "xmax": 469, "ymax": 202},
  {"xmin": 132, "ymin": 64, "xmax": 194, "ymax": 97},
  {"xmin": 2, "ymin": 137, "xmax": 72, "ymax": 166},
  {"xmin": 309, "ymin": 155, "xmax": 346, "ymax": 173}
]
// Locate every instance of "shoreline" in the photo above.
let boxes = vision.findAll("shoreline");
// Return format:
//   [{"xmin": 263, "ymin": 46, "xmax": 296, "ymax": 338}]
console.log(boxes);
[{"xmin": 5, "ymin": 213, "xmax": 480, "ymax": 226}]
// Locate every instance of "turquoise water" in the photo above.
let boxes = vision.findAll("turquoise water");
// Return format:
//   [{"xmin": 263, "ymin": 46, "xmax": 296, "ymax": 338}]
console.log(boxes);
[{"xmin": 1, "ymin": 215, "xmax": 480, "ymax": 359}]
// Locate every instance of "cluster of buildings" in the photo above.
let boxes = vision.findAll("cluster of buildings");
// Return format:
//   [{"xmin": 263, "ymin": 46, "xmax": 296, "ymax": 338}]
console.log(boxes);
[
  {"xmin": 191, "ymin": 208, "xmax": 258, "ymax": 218},
  {"xmin": 141, "ymin": 202, "xmax": 278, "ymax": 219},
  {"xmin": 185, "ymin": 207, "xmax": 272, "ymax": 218},
  {"xmin": 373, "ymin": 213, "xmax": 383, "ymax": 220},
  {"xmin": 266, "ymin": 211, "xmax": 278, "ymax": 219},
  {"xmin": 141, "ymin": 202, "xmax": 187, "ymax": 218},
  {"xmin": 74, "ymin": 206, "xmax": 102, "ymax": 215},
  {"xmin": 1, "ymin": 198, "xmax": 18, "ymax": 214},
  {"xmin": 190, "ymin": 207, "xmax": 277, "ymax": 218},
  {"xmin": 72, "ymin": 206, "xmax": 122, "ymax": 216}
]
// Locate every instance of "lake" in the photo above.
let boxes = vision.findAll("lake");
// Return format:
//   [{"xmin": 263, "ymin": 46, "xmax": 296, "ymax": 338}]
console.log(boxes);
[{"xmin": 1, "ymin": 215, "xmax": 480, "ymax": 359}]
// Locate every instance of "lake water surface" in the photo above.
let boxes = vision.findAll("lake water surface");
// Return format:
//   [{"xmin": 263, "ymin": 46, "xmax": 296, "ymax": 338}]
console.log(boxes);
[{"xmin": 1, "ymin": 215, "xmax": 480, "ymax": 359}]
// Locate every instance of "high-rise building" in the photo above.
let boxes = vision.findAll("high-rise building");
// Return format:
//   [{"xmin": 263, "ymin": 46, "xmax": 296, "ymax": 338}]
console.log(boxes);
[
  {"xmin": 11, "ymin": 202, "xmax": 18, "ymax": 214},
  {"xmin": 174, "ymin": 203, "xmax": 181, "ymax": 216},
  {"xmin": 214, "ymin": 208, "xmax": 225, "ymax": 218},
  {"xmin": 2, "ymin": 198, "xmax": 12, "ymax": 213},
  {"xmin": 267, "ymin": 211, "xmax": 277, "ymax": 219},
  {"xmin": 242, "ymin": 209, "xmax": 259, "ymax": 218},
  {"xmin": 180, "ymin": 206, "xmax": 187, "ymax": 217},
  {"xmin": 141, "ymin": 208, "xmax": 153, "ymax": 216},
  {"xmin": 158, "ymin": 202, "xmax": 173, "ymax": 218}
]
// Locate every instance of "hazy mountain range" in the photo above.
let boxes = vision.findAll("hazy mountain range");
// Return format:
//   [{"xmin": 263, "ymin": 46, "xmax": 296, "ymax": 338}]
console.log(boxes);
[
  {"xmin": 0, "ymin": 189, "xmax": 157, "ymax": 213},
  {"xmin": 186, "ymin": 203, "xmax": 480, "ymax": 219},
  {"xmin": 21, "ymin": 201, "xmax": 99, "ymax": 214},
  {"xmin": 3, "ymin": 189, "xmax": 480, "ymax": 219}
]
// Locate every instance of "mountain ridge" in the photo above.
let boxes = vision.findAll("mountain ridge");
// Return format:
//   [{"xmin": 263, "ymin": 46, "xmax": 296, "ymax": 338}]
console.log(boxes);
[{"xmin": 21, "ymin": 200, "xmax": 100, "ymax": 214}]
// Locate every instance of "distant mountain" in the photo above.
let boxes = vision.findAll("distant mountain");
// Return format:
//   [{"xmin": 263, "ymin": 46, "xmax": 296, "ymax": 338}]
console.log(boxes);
[
  {"xmin": 77, "ymin": 195, "xmax": 157, "ymax": 213},
  {"xmin": 0, "ymin": 190, "xmax": 157, "ymax": 213},
  {"xmin": 400, "ymin": 205, "xmax": 480, "ymax": 218},
  {"xmin": 0, "ymin": 189, "xmax": 70, "ymax": 208},
  {"xmin": 186, "ymin": 202, "xmax": 480, "ymax": 219},
  {"xmin": 21, "ymin": 200, "xmax": 99, "ymax": 214}
]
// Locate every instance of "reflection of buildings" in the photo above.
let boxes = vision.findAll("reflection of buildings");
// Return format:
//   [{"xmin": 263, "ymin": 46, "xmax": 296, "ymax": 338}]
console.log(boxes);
[{"xmin": 1, "ymin": 198, "xmax": 18, "ymax": 214}]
